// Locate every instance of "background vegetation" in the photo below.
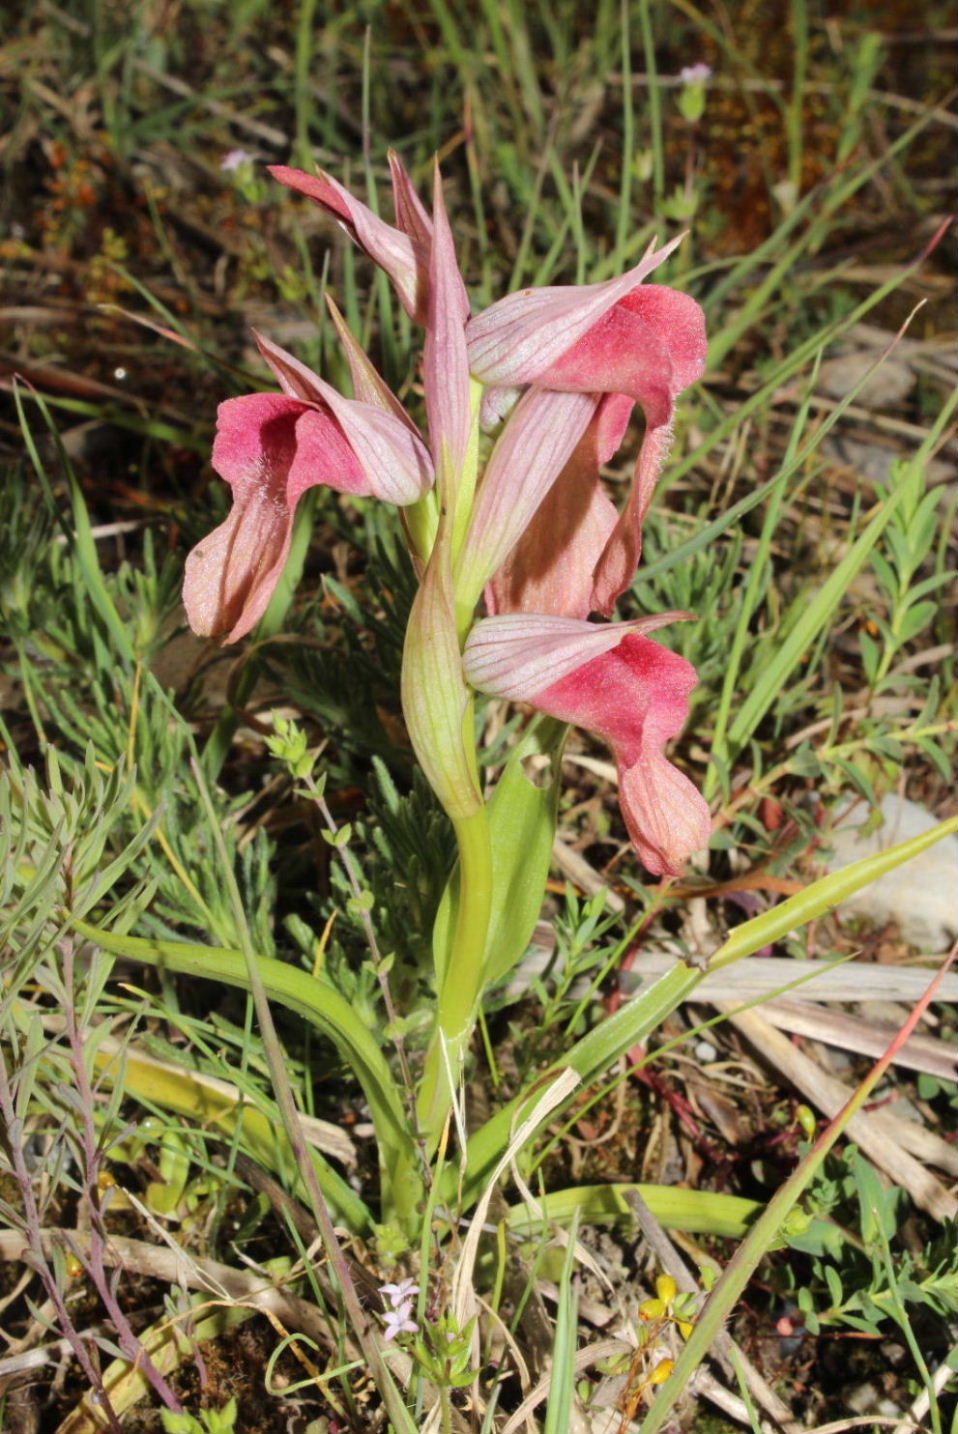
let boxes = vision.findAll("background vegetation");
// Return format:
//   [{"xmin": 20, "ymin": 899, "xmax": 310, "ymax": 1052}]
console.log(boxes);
[{"xmin": 1, "ymin": 1, "xmax": 955, "ymax": 1431}]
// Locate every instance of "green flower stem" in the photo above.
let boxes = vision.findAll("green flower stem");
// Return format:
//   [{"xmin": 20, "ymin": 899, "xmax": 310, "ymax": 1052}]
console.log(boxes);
[{"xmin": 417, "ymin": 800, "xmax": 493, "ymax": 1147}]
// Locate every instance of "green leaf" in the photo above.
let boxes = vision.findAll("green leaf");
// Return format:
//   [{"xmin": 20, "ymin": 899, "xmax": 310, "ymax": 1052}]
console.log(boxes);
[
  {"xmin": 433, "ymin": 717, "xmax": 562, "ymax": 990},
  {"xmin": 898, "ymin": 599, "xmax": 938, "ymax": 643},
  {"xmin": 916, "ymin": 737, "xmax": 953, "ymax": 784},
  {"xmin": 70, "ymin": 919, "xmax": 413, "ymax": 1193},
  {"xmin": 858, "ymin": 630, "xmax": 881, "ymax": 685},
  {"xmin": 869, "ymin": 549, "xmax": 899, "ymax": 603},
  {"xmin": 833, "ymin": 757, "xmax": 878, "ymax": 806},
  {"xmin": 507, "ymin": 1183, "xmax": 761, "ymax": 1240},
  {"xmin": 824, "ymin": 1263, "xmax": 843, "ymax": 1308}
]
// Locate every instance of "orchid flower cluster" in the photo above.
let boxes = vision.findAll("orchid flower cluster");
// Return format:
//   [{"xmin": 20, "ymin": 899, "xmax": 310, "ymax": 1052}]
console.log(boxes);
[{"xmin": 183, "ymin": 154, "xmax": 711, "ymax": 1143}]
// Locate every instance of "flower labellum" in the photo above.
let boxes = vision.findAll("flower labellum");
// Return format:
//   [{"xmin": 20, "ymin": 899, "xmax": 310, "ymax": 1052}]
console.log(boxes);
[
  {"xmin": 184, "ymin": 338, "xmax": 433, "ymax": 642},
  {"xmin": 464, "ymin": 615, "xmax": 711, "ymax": 875}
]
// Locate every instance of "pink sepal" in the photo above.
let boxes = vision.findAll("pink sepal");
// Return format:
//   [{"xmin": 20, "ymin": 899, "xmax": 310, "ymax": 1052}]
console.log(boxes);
[
  {"xmin": 269, "ymin": 162, "xmax": 429, "ymax": 322},
  {"xmin": 463, "ymin": 611, "xmax": 690, "ymax": 695},
  {"xmin": 465, "ymin": 236, "xmax": 685, "ymax": 384},
  {"xmin": 254, "ymin": 331, "xmax": 433, "ymax": 504}
]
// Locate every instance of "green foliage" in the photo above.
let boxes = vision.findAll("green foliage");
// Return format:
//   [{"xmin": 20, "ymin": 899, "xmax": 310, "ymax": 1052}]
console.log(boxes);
[
  {"xmin": 4, "ymin": 0, "xmax": 955, "ymax": 1428},
  {"xmin": 161, "ymin": 1398, "xmax": 238, "ymax": 1434},
  {"xmin": 785, "ymin": 1146, "xmax": 957, "ymax": 1343}
]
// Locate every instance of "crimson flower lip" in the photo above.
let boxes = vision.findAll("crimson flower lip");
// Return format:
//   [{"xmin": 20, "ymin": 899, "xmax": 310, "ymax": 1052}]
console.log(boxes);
[
  {"xmin": 182, "ymin": 334, "xmax": 433, "ymax": 643},
  {"xmin": 464, "ymin": 615, "xmax": 711, "ymax": 877}
]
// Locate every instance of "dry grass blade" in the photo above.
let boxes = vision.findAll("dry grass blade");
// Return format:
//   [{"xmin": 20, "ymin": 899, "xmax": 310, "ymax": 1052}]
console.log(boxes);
[
  {"xmin": 756, "ymin": 998, "xmax": 957, "ymax": 1081},
  {"xmin": 720, "ymin": 1003, "xmax": 957, "ymax": 1221}
]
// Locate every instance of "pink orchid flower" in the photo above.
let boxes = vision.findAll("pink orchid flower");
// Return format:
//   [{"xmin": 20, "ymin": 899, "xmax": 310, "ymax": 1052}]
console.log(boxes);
[
  {"xmin": 465, "ymin": 256, "xmax": 707, "ymax": 618},
  {"xmin": 268, "ymin": 161, "xmax": 705, "ymax": 621},
  {"xmin": 183, "ymin": 333, "xmax": 433, "ymax": 642},
  {"xmin": 463, "ymin": 614, "xmax": 711, "ymax": 876}
]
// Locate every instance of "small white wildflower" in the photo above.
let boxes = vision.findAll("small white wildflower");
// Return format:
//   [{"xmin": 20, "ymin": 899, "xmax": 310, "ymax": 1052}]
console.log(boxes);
[
  {"xmin": 382, "ymin": 1301, "xmax": 419, "ymax": 1341},
  {"xmin": 679, "ymin": 63, "xmax": 712, "ymax": 84},
  {"xmin": 380, "ymin": 1278, "xmax": 420, "ymax": 1308},
  {"xmin": 221, "ymin": 148, "xmax": 255, "ymax": 172}
]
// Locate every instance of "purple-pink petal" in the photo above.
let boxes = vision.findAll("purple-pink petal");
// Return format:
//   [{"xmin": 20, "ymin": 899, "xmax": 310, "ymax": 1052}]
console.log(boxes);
[
  {"xmin": 183, "ymin": 393, "xmax": 368, "ymax": 641},
  {"xmin": 269, "ymin": 163, "xmax": 429, "ymax": 322}
]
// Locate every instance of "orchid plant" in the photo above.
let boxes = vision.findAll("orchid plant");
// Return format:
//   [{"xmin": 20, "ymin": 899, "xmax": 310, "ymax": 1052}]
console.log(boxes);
[{"xmin": 181, "ymin": 153, "xmax": 711, "ymax": 1219}]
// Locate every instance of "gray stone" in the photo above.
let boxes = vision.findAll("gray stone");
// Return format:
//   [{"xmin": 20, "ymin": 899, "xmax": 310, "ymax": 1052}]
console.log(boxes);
[{"xmin": 826, "ymin": 794, "xmax": 958, "ymax": 951}]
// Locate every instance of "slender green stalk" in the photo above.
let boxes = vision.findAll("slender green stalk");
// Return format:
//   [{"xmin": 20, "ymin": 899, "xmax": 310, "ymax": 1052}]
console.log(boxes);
[
  {"xmin": 417, "ymin": 802, "xmax": 494, "ymax": 1144},
  {"xmin": 786, "ymin": 0, "xmax": 808, "ymax": 199},
  {"xmin": 703, "ymin": 360, "xmax": 818, "ymax": 800},
  {"xmin": 636, "ymin": 0, "xmax": 663, "ymax": 209}
]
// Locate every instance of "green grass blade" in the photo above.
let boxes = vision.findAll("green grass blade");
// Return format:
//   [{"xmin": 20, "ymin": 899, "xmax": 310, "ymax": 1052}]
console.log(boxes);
[
  {"xmin": 711, "ymin": 816, "xmax": 958, "ymax": 972},
  {"xmin": 724, "ymin": 390, "xmax": 957, "ymax": 758},
  {"xmin": 69, "ymin": 919, "xmax": 413, "ymax": 1168}
]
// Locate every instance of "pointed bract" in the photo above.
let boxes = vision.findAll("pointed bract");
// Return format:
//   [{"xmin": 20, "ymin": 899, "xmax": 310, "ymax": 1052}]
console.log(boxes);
[
  {"xmin": 269, "ymin": 162, "xmax": 430, "ymax": 321},
  {"xmin": 457, "ymin": 388, "xmax": 598, "ymax": 612},
  {"xmin": 401, "ymin": 553, "xmax": 483, "ymax": 821},
  {"xmin": 423, "ymin": 162, "xmax": 473, "ymax": 502},
  {"xmin": 484, "ymin": 393, "xmax": 629, "ymax": 619}
]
